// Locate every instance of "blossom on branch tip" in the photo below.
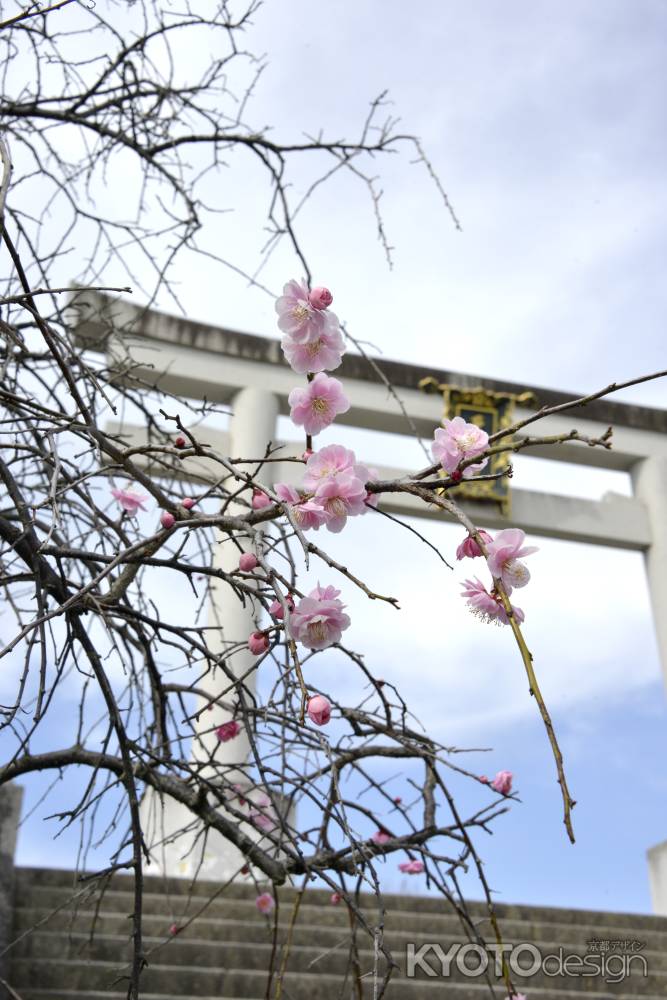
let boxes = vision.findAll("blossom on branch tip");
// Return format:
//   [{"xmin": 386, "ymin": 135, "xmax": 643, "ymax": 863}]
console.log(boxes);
[
  {"xmin": 276, "ymin": 279, "xmax": 331, "ymax": 343},
  {"xmin": 288, "ymin": 373, "xmax": 350, "ymax": 436},
  {"xmin": 181, "ymin": 497, "xmax": 195, "ymax": 509},
  {"xmin": 491, "ymin": 770, "xmax": 513, "ymax": 795},
  {"xmin": 307, "ymin": 694, "xmax": 331, "ymax": 726},
  {"xmin": 456, "ymin": 529, "xmax": 493, "ymax": 560},
  {"xmin": 485, "ymin": 528, "xmax": 538, "ymax": 591},
  {"xmin": 398, "ymin": 860, "xmax": 424, "ymax": 874},
  {"xmin": 111, "ymin": 486, "xmax": 148, "ymax": 515},
  {"xmin": 308, "ymin": 286, "xmax": 333, "ymax": 309},
  {"xmin": 248, "ymin": 631, "xmax": 270, "ymax": 655},
  {"xmin": 282, "ymin": 312, "xmax": 344, "ymax": 373},
  {"xmin": 160, "ymin": 511, "xmax": 175, "ymax": 529},
  {"xmin": 238, "ymin": 552, "xmax": 259, "ymax": 572},
  {"xmin": 288, "ymin": 584, "xmax": 351, "ymax": 650},
  {"xmin": 432, "ymin": 417, "xmax": 489, "ymax": 476},
  {"xmin": 216, "ymin": 720, "xmax": 241, "ymax": 743},
  {"xmin": 461, "ymin": 578, "xmax": 525, "ymax": 626},
  {"xmin": 255, "ymin": 892, "xmax": 275, "ymax": 914}
]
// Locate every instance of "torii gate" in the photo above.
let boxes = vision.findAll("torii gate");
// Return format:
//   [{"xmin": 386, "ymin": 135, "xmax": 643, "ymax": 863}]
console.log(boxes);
[{"xmin": 73, "ymin": 291, "xmax": 667, "ymax": 911}]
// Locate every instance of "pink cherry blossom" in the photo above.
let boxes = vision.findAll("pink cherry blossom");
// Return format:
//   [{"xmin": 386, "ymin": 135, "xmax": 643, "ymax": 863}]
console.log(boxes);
[
  {"xmin": 268, "ymin": 594, "xmax": 295, "ymax": 619},
  {"xmin": 255, "ymin": 892, "xmax": 275, "ymax": 914},
  {"xmin": 313, "ymin": 470, "xmax": 368, "ymax": 533},
  {"xmin": 216, "ymin": 720, "xmax": 241, "ymax": 743},
  {"xmin": 160, "ymin": 511, "xmax": 175, "ymax": 529},
  {"xmin": 491, "ymin": 770, "xmax": 513, "ymax": 795},
  {"xmin": 307, "ymin": 694, "xmax": 331, "ymax": 726},
  {"xmin": 282, "ymin": 312, "xmax": 344, "ymax": 374},
  {"xmin": 251, "ymin": 489, "xmax": 271, "ymax": 510},
  {"xmin": 248, "ymin": 631, "xmax": 270, "ymax": 655},
  {"xmin": 181, "ymin": 497, "xmax": 195, "ymax": 510},
  {"xmin": 111, "ymin": 486, "xmax": 149, "ymax": 515},
  {"xmin": 432, "ymin": 417, "xmax": 489, "ymax": 476},
  {"xmin": 398, "ymin": 860, "xmax": 424, "ymax": 874},
  {"xmin": 372, "ymin": 830, "xmax": 391, "ymax": 845},
  {"xmin": 288, "ymin": 584, "xmax": 351, "ymax": 650},
  {"xmin": 274, "ymin": 483, "xmax": 331, "ymax": 531},
  {"xmin": 302, "ymin": 444, "xmax": 358, "ymax": 490},
  {"xmin": 485, "ymin": 529, "xmax": 538, "ymax": 590},
  {"xmin": 288, "ymin": 373, "xmax": 350, "ymax": 436},
  {"xmin": 238, "ymin": 553, "xmax": 259, "ymax": 572},
  {"xmin": 456, "ymin": 529, "xmax": 493, "ymax": 560},
  {"xmin": 275, "ymin": 279, "xmax": 330, "ymax": 343},
  {"xmin": 461, "ymin": 578, "xmax": 525, "ymax": 626},
  {"xmin": 308, "ymin": 286, "xmax": 333, "ymax": 310},
  {"xmin": 330, "ymin": 891, "xmax": 342, "ymax": 905}
]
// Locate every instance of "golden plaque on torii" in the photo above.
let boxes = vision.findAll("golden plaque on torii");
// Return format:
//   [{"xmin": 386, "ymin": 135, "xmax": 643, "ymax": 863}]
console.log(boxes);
[{"xmin": 419, "ymin": 378, "xmax": 537, "ymax": 516}]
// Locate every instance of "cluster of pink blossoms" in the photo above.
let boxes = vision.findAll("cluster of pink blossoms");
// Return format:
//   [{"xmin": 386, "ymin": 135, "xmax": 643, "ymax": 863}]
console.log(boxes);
[
  {"xmin": 275, "ymin": 444, "xmax": 378, "ymax": 535},
  {"xmin": 276, "ymin": 279, "xmax": 345, "ymax": 375},
  {"xmin": 458, "ymin": 527, "xmax": 538, "ymax": 626}
]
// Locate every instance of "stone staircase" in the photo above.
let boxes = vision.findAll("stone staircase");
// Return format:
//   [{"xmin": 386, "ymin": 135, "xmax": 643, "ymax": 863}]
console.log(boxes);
[{"xmin": 6, "ymin": 867, "xmax": 667, "ymax": 999}]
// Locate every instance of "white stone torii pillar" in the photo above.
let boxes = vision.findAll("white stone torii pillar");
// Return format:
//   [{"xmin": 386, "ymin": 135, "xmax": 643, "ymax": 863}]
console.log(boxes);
[
  {"xmin": 141, "ymin": 386, "xmax": 281, "ymax": 881},
  {"xmin": 634, "ymin": 457, "xmax": 667, "ymax": 914}
]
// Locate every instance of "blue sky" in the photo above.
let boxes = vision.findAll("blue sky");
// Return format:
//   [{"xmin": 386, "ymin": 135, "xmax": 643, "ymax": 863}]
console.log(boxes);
[{"xmin": 6, "ymin": 0, "xmax": 667, "ymax": 914}]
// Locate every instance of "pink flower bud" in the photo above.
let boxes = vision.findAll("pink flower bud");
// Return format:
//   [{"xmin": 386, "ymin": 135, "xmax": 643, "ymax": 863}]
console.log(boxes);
[
  {"xmin": 308, "ymin": 286, "xmax": 333, "ymax": 310},
  {"xmin": 490, "ymin": 770, "xmax": 513, "ymax": 795},
  {"xmin": 394, "ymin": 796, "xmax": 402, "ymax": 805},
  {"xmin": 241, "ymin": 864, "xmax": 250, "ymax": 875},
  {"xmin": 479, "ymin": 775, "xmax": 489, "ymax": 784},
  {"xmin": 168, "ymin": 923, "xmax": 181, "ymax": 936},
  {"xmin": 330, "ymin": 892, "xmax": 342, "ymax": 905},
  {"xmin": 160, "ymin": 511, "xmax": 175, "ymax": 529},
  {"xmin": 248, "ymin": 631, "xmax": 269, "ymax": 655},
  {"xmin": 269, "ymin": 595, "xmax": 295, "ymax": 619},
  {"xmin": 216, "ymin": 720, "xmax": 241, "ymax": 743},
  {"xmin": 255, "ymin": 892, "xmax": 275, "ymax": 914},
  {"xmin": 456, "ymin": 529, "xmax": 493, "ymax": 560},
  {"xmin": 239, "ymin": 553, "xmax": 259, "ymax": 572},
  {"xmin": 252, "ymin": 489, "xmax": 271, "ymax": 510},
  {"xmin": 450, "ymin": 469, "xmax": 463, "ymax": 483},
  {"xmin": 182, "ymin": 497, "xmax": 195, "ymax": 509},
  {"xmin": 175, "ymin": 435, "xmax": 186, "ymax": 448},
  {"xmin": 307, "ymin": 694, "xmax": 331, "ymax": 726}
]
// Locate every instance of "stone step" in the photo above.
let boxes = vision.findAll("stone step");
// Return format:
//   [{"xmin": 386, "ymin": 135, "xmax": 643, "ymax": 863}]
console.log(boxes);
[
  {"xmin": 7, "ymin": 961, "xmax": 665, "ymax": 1000},
  {"xmin": 11, "ymin": 906, "xmax": 667, "ymax": 962},
  {"xmin": 14, "ymin": 886, "xmax": 667, "ymax": 952},
  {"xmin": 14, "ymin": 867, "xmax": 667, "ymax": 933},
  {"xmin": 8, "ymin": 935, "xmax": 662, "ymax": 994}
]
